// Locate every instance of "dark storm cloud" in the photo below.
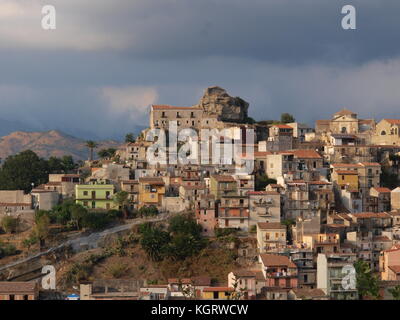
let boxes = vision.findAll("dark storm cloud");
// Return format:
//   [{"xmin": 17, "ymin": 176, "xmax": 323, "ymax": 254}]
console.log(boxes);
[{"xmin": 0, "ymin": 0, "xmax": 399, "ymax": 139}]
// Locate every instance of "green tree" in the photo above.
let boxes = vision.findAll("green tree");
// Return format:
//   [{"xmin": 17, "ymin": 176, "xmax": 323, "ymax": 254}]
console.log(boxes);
[
  {"xmin": 1, "ymin": 216, "xmax": 19, "ymax": 234},
  {"xmin": 97, "ymin": 148, "xmax": 117, "ymax": 159},
  {"xmin": 255, "ymin": 173, "xmax": 277, "ymax": 191},
  {"xmin": 139, "ymin": 223, "xmax": 170, "ymax": 262},
  {"xmin": 125, "ymin": 133, "xmax": 135, "ymax": 143},
  {"xmin": 0, "ymin": 150, "xmax": 48, "ymax": 192},
  {"xmin": 70, "ymin": 204, "xmax": 87, "ymax": 230},
  {"xmin": 60, "ymin": 155, "xmax": 76, "ymax": 172},
  {"xmin": 33, "ymin": 211, "xmax": 50, "ymax": 250},
  {"xmin": 85, "ymin": 140, "xmax": 99, "ymax": 161},
  {"xmin": 113, "ymin": 191, "xmax": 130, "ymax": 217},
  {"xmin": 280, "ymin": 113, "xmax": 295, "ymax": 123},
  {"xmin": 389, "ymin": 285, "xmax": 400, "ymax": 300},
  {"xmin": 354, "ymin": 260, "xmax": 381, "ymax": 299}
]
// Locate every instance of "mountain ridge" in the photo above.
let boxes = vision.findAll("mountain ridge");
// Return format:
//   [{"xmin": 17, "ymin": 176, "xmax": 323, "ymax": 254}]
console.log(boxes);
[{"xmin": 0, "ymin": 130, "xmax": 122, "ymax": 161}]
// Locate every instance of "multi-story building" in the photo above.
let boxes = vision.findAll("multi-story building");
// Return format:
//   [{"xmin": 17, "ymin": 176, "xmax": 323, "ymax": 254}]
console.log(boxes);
[
  {"xmin": 256, "ymin": 222, "xmax": 287, "ymax": 253},
  {"xmin": 120, "ymin": 180, "xmax": 139, "ymax": 210},
  {"xmin": 138, "ymin": 177, "xmax": 166, "ymax": 209},
  {"xmin": 372, "ymin": 119, "xmax": 400, "ymax": 146},
  {"xmin": 366, "ymin": 187, "xmax": 391, "ymax": 213},
  {"xmin": 209, "ymin": 175, "xmax": 238, "ymax": 199},
  {"xmin": 317, "ymin": 253, "xmax": 358, "ymax": 300},
  {"xmin": 380, "ymin": 245, "xmax": 400, "ymax": 281},
  {"xmin": 259, "ymin": 254, "xmax": 298, "ymax": 289},
  {"xmin": 266, "ymin": 149, "xmax": 323, "ymax": 181},
  {"xmin": 217, "ymin": 195, "xmax": 249, "ymax": 231},
  {"xmin": 195, "ymin": 194, "xmax": 217, "ymax": 236},
  {"xmin": 248, "ymin": 191, "xmax": 281, "ymax": 227},
  {"xmin": 75, "ymin": 181, "xmax": 116, "ymax": 210}
]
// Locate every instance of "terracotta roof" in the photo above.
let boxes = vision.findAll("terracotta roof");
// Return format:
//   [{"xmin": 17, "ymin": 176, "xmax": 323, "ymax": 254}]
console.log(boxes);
[
  {"xmin": 0, "ymin": 282, "xmax": 37, "ymax": 294},
  {"xmin": 0, "ymin": 203, "xmax": 31, "ymax": 206},
  {"xmin": 259, "ymin": 254, "xmax": 297, "ymax": 268},
  {"xmin": 359, "ymin": 162, "xmax": 381, "ymax": 167},
  {"xmin": 373, "ymin": 236, "xmax": 392, "ymax": 242},
  {"xmin": 258, "ymin": 222, "xmax": 286, "ymax": 230},
  {"xmin": 211, "ymin": 175, "xmax": 235, "ymax": 182},
  {"xmin": 291, "ymin": 149, "xmax": 322, "ymax": 159},
  {"xmin": 384, "ymin": 119, "xmax": 400, "ymax": 125},
  {"xmin": 138, "ymin": 177, "xmax": 164, "ymax": 185},
  {"xmin": 203, "ymin": 287, "xmax": 234, "ymax": 292},
  {"xmin": 152, "ymin": 104, "xmax": 201, "ymax": 110},
  {"xmin": 389, "ymin": 266, "xmax": 400, "ymax": 274},
  {"xmin": 372, "ymin": 187, "xmax": 391, "ymax": 193},
  {"xmin": 352, "ymin": 212, "xmax": 390, "ymax": 219},
  {"xmin": 231, "ymin": 270, "xmax": 257, "ymax": 278},
  {"xmin": 247, "ymin": 191, "xmax": 279, "ymax": 196}
]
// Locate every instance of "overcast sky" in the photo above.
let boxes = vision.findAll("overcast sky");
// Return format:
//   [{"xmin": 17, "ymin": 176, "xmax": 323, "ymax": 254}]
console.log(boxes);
[{"xmin": 1, "ymin": 0, "xmax": 400, "ymax": 139}]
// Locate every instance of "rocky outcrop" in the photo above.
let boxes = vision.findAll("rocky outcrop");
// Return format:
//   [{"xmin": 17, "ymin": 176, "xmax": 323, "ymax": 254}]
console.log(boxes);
[{"xmin": 197, "ymin": 86, "xmax": 249, "ymax": 122}]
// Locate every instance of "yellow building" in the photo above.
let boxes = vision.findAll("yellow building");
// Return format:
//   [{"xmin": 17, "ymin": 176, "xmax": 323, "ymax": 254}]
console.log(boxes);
[
  {"xmin": 331, "ymin": 169, "xmax": 359, "ymax": 192},
  {"xmin": 75, "ymin": 182, "xmax": 116, "ymax": 210},
  {"xmin": 202, "ymin": 287, "xmax": 234, "ymax": 300},
  {"xmin": 138, "ymin": 177, "xmax": 165, "ymax": 209}
]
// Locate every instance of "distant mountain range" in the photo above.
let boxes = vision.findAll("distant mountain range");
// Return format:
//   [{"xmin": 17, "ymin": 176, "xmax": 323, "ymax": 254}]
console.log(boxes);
[{"xmin": 0, "ymin": 130, "xmax": 122, "ymax": 161}]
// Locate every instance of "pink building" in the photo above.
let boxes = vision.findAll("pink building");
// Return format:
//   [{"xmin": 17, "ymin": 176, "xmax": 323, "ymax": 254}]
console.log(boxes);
[{"xmin": 259, "ymin": 254, "xmax": 298, "ymax": 289}]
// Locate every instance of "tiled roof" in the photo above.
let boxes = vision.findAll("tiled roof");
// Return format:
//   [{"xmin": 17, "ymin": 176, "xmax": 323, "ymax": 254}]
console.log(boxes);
[
  {"xmin": 351, "ymin": 212, "xmax": 390, "ymax": 219},
  {"xmin": 384, "ymin": 119, "xmax": 400, "ymax": 125},
  {"xmin": 359, "ymin": 162, "xmax": 381, "ymax": 167},
  {"xmin": 389, "ymin": 266, "xmax": 400, "ymax": 274},
  {"xmin": 247, "ymin": 191, "xmax": 279, "ymax": 196},
  {"xmin": 138, "ymin": 177, "xmax": 165, "ymax": 185},
  {"xmin": 272, "ymin": 124, "xmax": 293, "ymax": 129},
  {"xmin": 0, "ymin": 203, "xmax": 31, "ymax": 206},
  {"xmin": 211, "ymin": 175, "xmax": 235, "ymax": 182},
  {"xmin": 231, "ymin": 270, "xmax": 257, "ymax": 278},
  {"xmin": 259, "ymin": 254, "xmax": 297, "ymax": 268},
  {"xmin": 372, "ymin": 187, "xmax": 391, "ymax": 193},
  {"xmin": 257, "ymin": 222, "xmax": 286, "ymax": 230},
  {"xmin": 291, "ymin": 149, "xmax": 322, "ymax": 159},
  {"xmin": 0, "ymin": 282, "xmax": 37, "ymax": 294}
]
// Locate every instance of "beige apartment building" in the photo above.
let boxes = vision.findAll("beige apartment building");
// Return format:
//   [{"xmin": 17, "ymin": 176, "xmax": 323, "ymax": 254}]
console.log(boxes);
[
  {"xmin": 372, "ymin": 119, "xmax": 400, "ymax": 145},
  {"xmin": 256, "ymin": 222, "xmax": 287, "ymax": 253}
]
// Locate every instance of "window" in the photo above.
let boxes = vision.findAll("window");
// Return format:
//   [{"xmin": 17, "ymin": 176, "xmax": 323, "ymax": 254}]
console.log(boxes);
[
  {"xmin": 83, "ymin": 191, "xmax": 88, "ymax": 196},
  {"xmin": 91, "ymin": 201, "xmax": 96, "ymax": 209}
]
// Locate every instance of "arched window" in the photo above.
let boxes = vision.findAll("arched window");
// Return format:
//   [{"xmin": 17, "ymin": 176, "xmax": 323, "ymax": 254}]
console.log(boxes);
[
  {"xmin": 381, "ymin": 130, "xmax": 386, "ymax": 135},
  {"xmin": 341, "ymin": 127, "xmax": 347, "ymax": 133}
]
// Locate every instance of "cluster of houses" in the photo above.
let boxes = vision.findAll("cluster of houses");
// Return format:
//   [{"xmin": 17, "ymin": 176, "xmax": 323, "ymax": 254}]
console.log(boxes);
[{"xmin": 2, "ymin": 88, "xmax": 400, "ymax": 300}]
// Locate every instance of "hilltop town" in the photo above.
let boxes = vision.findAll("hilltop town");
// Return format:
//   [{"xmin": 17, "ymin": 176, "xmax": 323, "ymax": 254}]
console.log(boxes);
[{"xmin": 1, "ymin": 86, "xmax": 400, "ymax": 301}]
